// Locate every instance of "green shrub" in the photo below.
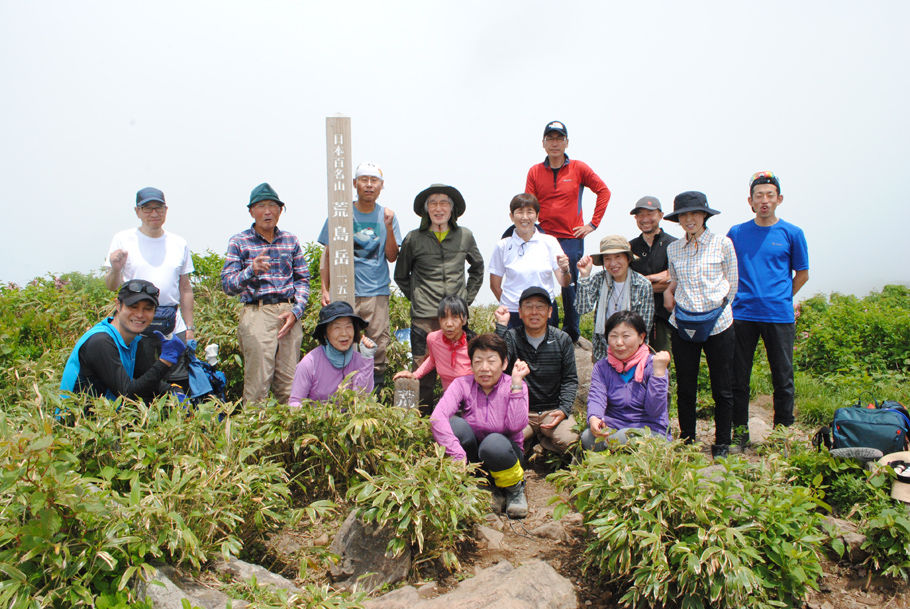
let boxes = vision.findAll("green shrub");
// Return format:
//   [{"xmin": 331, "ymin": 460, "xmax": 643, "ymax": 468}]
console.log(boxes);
[
  {"xmin": 796, "ymin": 286, "xmax": 910, "ymax": 376},
  {"xmin": 861, "ymin": 506, "xmax": 910, "ymax": 582},
  {"xmin": 52, "ymin": 394, "xmax": 296, "ymax": 570},
  {"xmin": 0, "ymin": 407, "xmax": 151, "ymax": 607},
  {"xmin": 257, "ymin": 390, "xmax": 433, "ymax": 499},
  {"xmin": 348, "ymin": 445, "xmax": 488, "ymax": 571},
  {"xmin": 219, "ymin": 577, "xmax": 366, "ymax": 608},
  {"xmin": 549, "ymin": 438, "xmax": 824, "ymax": 609}
]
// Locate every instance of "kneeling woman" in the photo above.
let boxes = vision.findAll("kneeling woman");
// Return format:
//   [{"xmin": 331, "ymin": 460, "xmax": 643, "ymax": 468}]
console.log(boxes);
[
  {"xmin": 430, "ymin": 333, "xmax": 531, "ymax": 518},
  {"xmin": 289, "ymin": 302, "xmax": 375, "ymax": 406},
  {"xmin": 582, "ymin": 311, "xmax": 671, "ymax": 450}
]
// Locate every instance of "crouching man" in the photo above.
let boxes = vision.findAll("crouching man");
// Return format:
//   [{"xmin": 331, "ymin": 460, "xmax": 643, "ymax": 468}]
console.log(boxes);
[{"xmin": 60, "ymin": 279, "xmax": 187, "ymax": 401}]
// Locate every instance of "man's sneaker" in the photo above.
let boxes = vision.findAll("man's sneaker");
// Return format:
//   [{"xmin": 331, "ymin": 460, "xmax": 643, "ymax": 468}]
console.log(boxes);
[
  {"xmin": 711, "ymin": 444, "xmax": 730, "ymax": 459},
  {"xmin": 503, "ymin": 481, "xmax": 528, "ymax": 519}
]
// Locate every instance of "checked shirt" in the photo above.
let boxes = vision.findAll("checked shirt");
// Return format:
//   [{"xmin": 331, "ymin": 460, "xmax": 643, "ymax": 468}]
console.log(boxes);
[{"xmin": 667, "ymin": 229, "xmax": 738, "ymax": 336}]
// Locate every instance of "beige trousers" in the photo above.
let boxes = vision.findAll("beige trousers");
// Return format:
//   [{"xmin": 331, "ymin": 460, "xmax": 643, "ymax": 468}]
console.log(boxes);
[
  {"xmin": 524, "ymin": 411, "xmax": 579, "ymax": 454},
  {"xmin": 238, "ymin": 302, "xmax": 303, "ymax": 404},
  {"xmin": 354, "ymin": 295, "xmax": 390, "ymax": 374}
]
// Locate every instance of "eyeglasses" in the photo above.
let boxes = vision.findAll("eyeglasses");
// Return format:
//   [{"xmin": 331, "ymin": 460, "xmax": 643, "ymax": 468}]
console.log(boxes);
[
  {"xmin": 251, "ymin": 201, "xmax": 281, "ymax": 210},
  {"xmin": 544, "ymin": 135, "xmax": 567, "ymax": 142},
  {"xmin": 124, "ymin": 281, "xmax": 159, "ymax": 297},
  {"xmin": 139, "ymin": 205, "xmax": 167, "ymax": 215}
]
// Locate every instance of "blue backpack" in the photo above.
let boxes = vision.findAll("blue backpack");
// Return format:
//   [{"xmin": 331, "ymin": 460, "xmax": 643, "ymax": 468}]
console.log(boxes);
[{"xmin": 815, "ymin": 398, "xmax": 910, "ymax": 454}]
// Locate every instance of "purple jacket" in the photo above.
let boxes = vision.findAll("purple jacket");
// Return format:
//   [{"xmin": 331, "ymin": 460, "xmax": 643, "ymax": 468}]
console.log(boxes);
[
  {"xmin": 431, "ymin": 374, "xmax": 529, "ymax": 461},
  {"xmin": 587, "ymin": 355, "xmax": 670, "ymax": 439},
  {"xmin": 289, "ymin": 346, "xmax": 373, "ymax": 405}
]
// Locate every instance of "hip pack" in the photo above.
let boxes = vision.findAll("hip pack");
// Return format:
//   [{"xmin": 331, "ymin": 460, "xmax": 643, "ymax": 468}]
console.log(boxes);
[{"xmin": 673, "ymin": 300, "xmax": 727, "ymax": 343}]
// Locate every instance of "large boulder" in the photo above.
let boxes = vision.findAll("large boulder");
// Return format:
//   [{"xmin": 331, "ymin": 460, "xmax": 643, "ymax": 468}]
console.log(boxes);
[
  {"xmin": 134, "ymin": 565, "xmax": 246, "ymax": 609},
  {"xmin": 365, "ymin": 559, "xmax": 576, "ymax": 609},
  {"xmin": 328, "ymin": 510, "xmax": 412, "ymax": 592}
]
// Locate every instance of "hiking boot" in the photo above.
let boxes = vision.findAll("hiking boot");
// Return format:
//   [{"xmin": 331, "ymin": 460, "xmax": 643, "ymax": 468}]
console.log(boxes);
[
  {"xmin": 503, "ymin": 481, "xmax": 528, "ymax": 519},
  {"xmin": 711, "ymin": 444, "xmax": 729, "ymax": 459}
]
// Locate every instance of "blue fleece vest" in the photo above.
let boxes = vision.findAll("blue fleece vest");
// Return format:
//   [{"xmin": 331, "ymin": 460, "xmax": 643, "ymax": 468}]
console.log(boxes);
[{"xmin": 59, "ymin": 318, "xmax": 140, "ymax": 400}]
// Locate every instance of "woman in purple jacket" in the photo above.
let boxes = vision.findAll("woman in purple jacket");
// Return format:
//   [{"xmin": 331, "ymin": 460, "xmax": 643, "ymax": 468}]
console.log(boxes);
[
  {"xmin": 581, "ymin": 311, "xmax": 671, "ymax": 450},
  {"xmin": 289, "ymin": 302, "xmax": 375, "ymax": 405},
  {"xmin": 431, "ymin": 333, "xmax": 531, "ymax": 518}
]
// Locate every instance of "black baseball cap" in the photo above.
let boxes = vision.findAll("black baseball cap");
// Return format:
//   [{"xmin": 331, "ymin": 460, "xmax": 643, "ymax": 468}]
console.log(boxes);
[
  {"xmin": 117, "ymin": 280, "xmax": 159, "ymax": 307},
  {"xmin": 519, "ymin": 286, "xmax": 552, "ymax": 307}
]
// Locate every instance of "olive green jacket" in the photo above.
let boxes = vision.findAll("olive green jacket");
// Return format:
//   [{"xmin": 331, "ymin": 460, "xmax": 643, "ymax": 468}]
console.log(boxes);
[{"xmin": 394, "ymin": 226, "xmax": 484, "ymax": 319}]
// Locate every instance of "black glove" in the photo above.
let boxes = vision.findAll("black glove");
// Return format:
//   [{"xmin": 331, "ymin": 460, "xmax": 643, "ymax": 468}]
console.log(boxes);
[{"xmin": 153, "ymin": 331, "xmax": 187, "ymax": 365}]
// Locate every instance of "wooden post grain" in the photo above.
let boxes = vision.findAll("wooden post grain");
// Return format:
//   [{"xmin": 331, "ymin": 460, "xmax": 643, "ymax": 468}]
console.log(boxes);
[{"xmin": 325, "ymin": 116, "xmax": 355, "ymax": 305}]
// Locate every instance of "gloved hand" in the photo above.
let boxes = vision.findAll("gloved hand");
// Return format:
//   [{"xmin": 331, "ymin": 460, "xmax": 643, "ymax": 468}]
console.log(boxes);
[
  {"xmin": 154, "ymin": 331, "xmax": 187, "ymax": 365},
  {"xmin": 169, "ymin": 384, "xmax": 188, "ymax": 404},
  {"xmin": 359, "ymin": 336, "xmax": 377, "ymax": 359}
]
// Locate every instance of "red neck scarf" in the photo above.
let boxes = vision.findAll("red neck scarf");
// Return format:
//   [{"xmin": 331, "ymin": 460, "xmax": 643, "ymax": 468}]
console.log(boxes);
[
  {"xmin": 606, "ymin": 343, "xmax": 650, "ymax": 383},
  {"xmin": 443, "ymin": 332, "xmax": 467, "ymax": 367}
]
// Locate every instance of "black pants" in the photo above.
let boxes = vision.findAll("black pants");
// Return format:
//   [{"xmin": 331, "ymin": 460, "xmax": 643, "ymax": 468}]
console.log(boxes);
[
  {"xmin": 671, "ymin": 325, "xmax": 735, "ymax": 445},
  {"xmin": 732, "ymin": 320, "xmax": 795, "ymax": 430},
  {"xmin": 449, "ymin": 416, "xmax": 522, "ymax": 475}
]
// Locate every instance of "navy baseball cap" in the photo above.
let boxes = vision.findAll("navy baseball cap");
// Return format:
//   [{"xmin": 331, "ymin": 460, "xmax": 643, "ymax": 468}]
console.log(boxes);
[
  {"xmin": 543, "ymin": 121, "xmax": 568, "ymax": 137},
  {"xmin": 136, "ymin": 187, "xmax": 166, "ymax": 207},
  {"xmin": 519, "ymin": 286, "xmax": 552, "ymax": 307}
]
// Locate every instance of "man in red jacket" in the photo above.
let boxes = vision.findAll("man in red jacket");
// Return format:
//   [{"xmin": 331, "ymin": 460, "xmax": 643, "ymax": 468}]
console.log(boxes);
[{"xmin": 525, "ymin": 120, "xmax": 611, "ymax": 342}]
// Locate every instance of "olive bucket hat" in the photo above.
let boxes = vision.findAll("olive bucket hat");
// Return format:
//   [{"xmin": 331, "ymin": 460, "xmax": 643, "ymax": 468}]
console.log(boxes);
[{"xmin": 412, "ymin": 184, "xmax": 466, "ymax": 219}]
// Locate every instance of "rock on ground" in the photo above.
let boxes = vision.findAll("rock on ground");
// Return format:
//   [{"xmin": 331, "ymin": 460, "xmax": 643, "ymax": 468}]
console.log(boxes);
[
  {"xmin": 328, "ymin": 509, "xmax": 411, "ymax": 593},
  {"xmin": 212, "ymin": 558, "xmax": 302, "ymax": 593},
  {"xmin": 365, "ymin": 559, "xmax": 576, "ymax": 609},
  {"xmin": 135, "ymin": 565, "xmax": 247, "ymax": 609}
]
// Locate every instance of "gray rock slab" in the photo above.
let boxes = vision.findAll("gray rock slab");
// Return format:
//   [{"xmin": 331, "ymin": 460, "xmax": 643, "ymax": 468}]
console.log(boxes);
[
  {"xmin": 477, "ymin": 524, "xmax": 506, "ymax": 549},
  {"xmin": 135, "ymin": 566, "xmax": 247, "ymax": 609},
  {"xmin": 329, "ymin": 509, "xmax": 411, "ymax": 593},
  {"xmin": 749, "ymin": 417, "xmax": 772, "ymax": 443},
  {"xmin": 366, "ymin": 560, "xmax": 576, "ymax": 609},
  {"xmin": 212, "ymin": 558, "xmax": 302, "ymax": 593}
]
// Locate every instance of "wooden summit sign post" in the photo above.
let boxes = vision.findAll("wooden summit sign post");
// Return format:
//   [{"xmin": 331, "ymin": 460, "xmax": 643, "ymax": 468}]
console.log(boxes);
[{"xmin": 325, "ymin": 116, "xmax": 355, "ymax": 305}]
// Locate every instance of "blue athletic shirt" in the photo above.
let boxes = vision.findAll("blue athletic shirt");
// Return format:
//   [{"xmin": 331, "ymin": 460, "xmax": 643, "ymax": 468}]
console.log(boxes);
[
  {"xmin": 727, "ymin": 219, "xmax": 809, "ymax": 323},
  {"xmin": 318, "ymin": 203, "xmax": 401, "ymax": 297}
]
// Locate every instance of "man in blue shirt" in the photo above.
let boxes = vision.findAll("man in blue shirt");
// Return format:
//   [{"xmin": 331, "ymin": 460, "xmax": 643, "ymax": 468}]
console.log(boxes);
[
  {"xmin": 728, "ymin": 172, "xmax": 809, "ymax": 441},
  {"xmin": 319, "ymin": 163, "xmax": 401, "ymax": 387}
]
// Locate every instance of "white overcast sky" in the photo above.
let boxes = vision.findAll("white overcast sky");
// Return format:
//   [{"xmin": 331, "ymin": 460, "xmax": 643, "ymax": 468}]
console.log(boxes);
[{"xmin": 1, "ymin": 1, "xmax": 908, "ymax": 304}]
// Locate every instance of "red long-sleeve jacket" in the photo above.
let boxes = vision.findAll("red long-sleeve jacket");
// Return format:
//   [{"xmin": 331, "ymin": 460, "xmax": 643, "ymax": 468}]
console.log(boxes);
[{"xmin": 525, "ymin": 156, "xmax": 611, "ymax": 239}]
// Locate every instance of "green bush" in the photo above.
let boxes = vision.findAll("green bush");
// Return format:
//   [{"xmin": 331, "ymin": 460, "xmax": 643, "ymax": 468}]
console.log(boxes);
[
  {"xmin": 861, "ymin": 506, "xmax": 910, "ymax": 582},
  {"xmin": 796, "ymin": 286, "xmax": 910, "ymax": 376},
  {"xmin": 348, "ymin": 445, "xmax": 488, "ymax": 571},
  {"xmin": 549, "ymin": 438, "xmax": 824, "ymax": 609},
  {"xmin": 257, "ymin": 390, "xmax": 433, "ymax": 500}
]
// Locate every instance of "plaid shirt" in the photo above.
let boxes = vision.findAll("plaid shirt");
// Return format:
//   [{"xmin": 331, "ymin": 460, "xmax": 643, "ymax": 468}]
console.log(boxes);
[
  {"xmin": 221, "ymin": 224, "xmax": 310, "ymax": 319},
  {"xmin": 667, "ymin": 229, "xmax": 738, "ymax": 335},
  {"xmin": 575, "ymin": 269, "xmax": 654, "ymax": 361}
]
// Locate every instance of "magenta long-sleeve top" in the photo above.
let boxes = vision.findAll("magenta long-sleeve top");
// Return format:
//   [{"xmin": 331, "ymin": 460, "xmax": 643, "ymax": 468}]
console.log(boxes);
[
  {"xmin": 430, "ymin": 374, "xmax": 529, "ymax": 461},
  {"xmin": 586, "ymin": 355, "xmax": 670, "ymax": 439}
]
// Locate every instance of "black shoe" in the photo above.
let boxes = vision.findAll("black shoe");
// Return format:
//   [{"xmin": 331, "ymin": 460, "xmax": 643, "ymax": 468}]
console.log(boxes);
[{"xmin": 711, "ymin": 444, "xmax": 729, "ymax": 459}]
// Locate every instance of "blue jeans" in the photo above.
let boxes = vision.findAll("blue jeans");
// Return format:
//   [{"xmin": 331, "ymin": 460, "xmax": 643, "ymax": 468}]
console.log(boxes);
[
  {"xmin": 557, "ymin": 237, "xmax": 584, "ymax": 342},
  {"xmin": 732, "ymin": 320, "xmax": 795, "ymax": 431}
]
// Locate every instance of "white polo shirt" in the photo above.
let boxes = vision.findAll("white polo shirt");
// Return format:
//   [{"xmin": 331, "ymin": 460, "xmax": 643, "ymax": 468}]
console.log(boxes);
[{"xmin": 489, "ymin": 230, "xmax": 564, "ymax": 312}]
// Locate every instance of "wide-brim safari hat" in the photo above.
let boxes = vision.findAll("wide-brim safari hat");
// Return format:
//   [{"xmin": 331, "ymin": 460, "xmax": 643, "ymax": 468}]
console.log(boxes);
[
  {"xmin": 412, "ymin": 184, "xmax": 466, "ymax": 219},
  {"xmin": 313, "ymin": 301, "xmax": 368, "ymax": 341},
  {"xmin": 590, "ymin": 235, "xmax": 637, "ymax": 266},
  {"xmin": 880, "ymin": 451, "xmax": 910, "ymax": 503},
  {"xmin": 664, "ymin": 191, "xmax": 720, "ymax": 222}
]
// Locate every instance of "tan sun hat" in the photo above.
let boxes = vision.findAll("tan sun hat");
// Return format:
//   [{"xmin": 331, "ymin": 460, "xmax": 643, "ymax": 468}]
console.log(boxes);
[
  {"xmin": 879, "ymin": 451, "xmax": 910, "ymax": 503},
  {"xmin": 590, "ymin": 235, "xmax": 636, "ymax": 266}
]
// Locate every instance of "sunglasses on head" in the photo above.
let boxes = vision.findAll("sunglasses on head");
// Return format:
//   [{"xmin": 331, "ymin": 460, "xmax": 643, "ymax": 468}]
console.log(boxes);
[
  {"xmin": 124, "ymin": 281, "xmax": 159, "ymax": 297},
  {"xmin": 750, "ymin": 171, "xmax": 778, "ymax": 183}
]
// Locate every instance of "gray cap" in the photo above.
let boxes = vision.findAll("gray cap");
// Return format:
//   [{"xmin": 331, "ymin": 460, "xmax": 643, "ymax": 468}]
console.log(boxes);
[
  {"xmin": 629, "ymin": 196, "xmax": 661, "ymax": 215},
  {"xmin": 136, "ymin": 187, "xmax": 166, "ymax": 207}
]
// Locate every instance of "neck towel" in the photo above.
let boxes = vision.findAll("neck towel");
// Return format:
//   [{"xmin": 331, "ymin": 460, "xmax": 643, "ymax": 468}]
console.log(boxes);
[{"xmin": 606, "ymin": 343, "xmax": 650, "ymax": 383}]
